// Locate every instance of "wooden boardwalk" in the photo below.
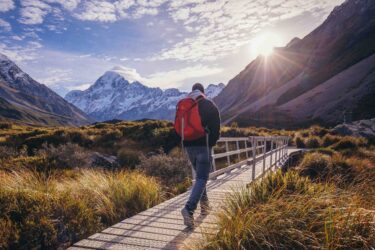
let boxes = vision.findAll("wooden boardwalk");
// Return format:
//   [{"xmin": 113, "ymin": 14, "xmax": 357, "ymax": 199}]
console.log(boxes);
[{"xmin": 70, "ymin": 137, "xmax": 301, "ymax": 250}]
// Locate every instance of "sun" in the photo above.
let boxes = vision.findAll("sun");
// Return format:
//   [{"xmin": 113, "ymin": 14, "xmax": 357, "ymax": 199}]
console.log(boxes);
[{"xmin": 251, "ymin": 33, "xmax": 282, "ymax": 57}]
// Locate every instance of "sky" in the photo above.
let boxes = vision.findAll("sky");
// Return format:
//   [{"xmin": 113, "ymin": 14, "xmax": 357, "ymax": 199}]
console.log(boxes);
[{"xmin": 0, "ymin": 0, "xmax": 345, "ymax": 96}]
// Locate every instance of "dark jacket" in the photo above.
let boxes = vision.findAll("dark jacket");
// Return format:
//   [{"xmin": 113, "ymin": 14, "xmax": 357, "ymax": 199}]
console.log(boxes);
[{"xmin": 182, "ymin": 95, "xmax": 221, "ymax": 148}]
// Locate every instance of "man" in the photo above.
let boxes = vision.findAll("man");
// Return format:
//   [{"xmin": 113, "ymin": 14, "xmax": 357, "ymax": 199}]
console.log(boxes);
[{"xmin": 175, "ymin": 83, "xmax": 221, "ymax": 229}]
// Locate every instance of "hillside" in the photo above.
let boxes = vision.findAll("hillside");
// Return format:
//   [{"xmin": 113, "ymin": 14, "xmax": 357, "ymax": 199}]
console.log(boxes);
[
  {"xmin": 0, "ymin": 53, "xmax": 91, "ymax": 126},
  {"xmin": 65, "ymin": 66, "xmax": 225, "ymax": 121},
  {"xmin": 215, "ymin": 0, "xmax": 375, "ymax": 128}
]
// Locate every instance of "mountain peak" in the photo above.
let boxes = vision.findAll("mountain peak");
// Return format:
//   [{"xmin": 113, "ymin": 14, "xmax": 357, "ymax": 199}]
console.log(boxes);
[
  {"xmin": 65, "ymin": 69, "xmax": 225, "ymax": 121},
  {"xmin": 0, "ymin": 53, "xmax": 9, "ymax": 61},
  {"xmin": 107, "ymin": 66, "xmax": 143, "ymax": 83}
]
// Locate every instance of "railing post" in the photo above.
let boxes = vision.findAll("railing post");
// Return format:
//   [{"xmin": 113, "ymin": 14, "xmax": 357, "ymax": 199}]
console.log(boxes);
[
  {"xmin": 284, "ymin": 138, "xmax": 287, "ymax": 160},
  {"xmin": 245, "ymin": 140, "xmax": 249, "ymax": 159},
  {"xmin": 211, "ymin": 148, "xmax": 216, "ymax": 172},
  {"xmin": 279, "ymin": 138, "xmax": 283, "ymax": 167},
  {"xmin": 262, "ymin": 137, "xmax": 266, "ymax": 174},
  {"xmin": 225, "ymin": 141, "xmax": 230, "ymax": 166},
  {"xmin": 252, "ymin": 137, "xmax": 256, "ymax": 180},
  {"xmin": 236, "ymin": 140, "xmax": 240, "ymax": 162},
  {"xmin": 269, "ymin": 137, "xmax": 273, "ymax": 169}
]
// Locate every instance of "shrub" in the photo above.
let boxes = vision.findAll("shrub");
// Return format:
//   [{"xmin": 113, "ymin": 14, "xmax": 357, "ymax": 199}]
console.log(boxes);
[
  {"xmin": 37, "ymin": 143, "xmax": 92, "ymax": 170},
  {"xmin": 136, "ymin": 153, "xmax": 192, "ymax": 194},
  {"xmin": 310, "ymin": 125, "xmax": 329, "ymax": 137},
  {"xmin": 95, "ymin": 129, "xmax": 122, "ymax": 148},
  {"xmin": 305, "ymin": 136, "xmax": 321, "ymax": 148},
  {"xmin": 295, "ymin": 136, "xmax": 305, "ymax": 148},
  {"xmin": 117, "ymin": 149, "xmax": 141, "ymax": 169},
  {"xmin": 0, "ymin": 123, "xmax": 12, "ymax": 129},
  {"xmin": 0, "ymin": 146, "xmax": 25, "ymax": 159},
  {"xmin": 66, "ymin": 130, "xmax": 93, "ymax": 148}
]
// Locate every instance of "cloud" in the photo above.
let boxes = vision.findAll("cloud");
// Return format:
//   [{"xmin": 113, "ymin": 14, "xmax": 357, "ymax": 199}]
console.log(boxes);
[
  {"xmin": 151, "ymin": 0, "xmax": 345, "ymax": 62},
  {"xmin": 36, "ymin": 68, "xmax": 73, "ymax": 86},
  {"xmin": 145, "ymin": 64, "xmax": 223, "ymax": 88},
  {"xmin": 75, "ymin": 1, "xmax": 117, "ymax": 22},
  {"xmin": 0, "ymin": 40, "xmax": 43, "ymax": 62},
  {"xmin": 171, "ymin": 8, "xmax": 190, "ymax": 21},
  {"xmin": 19, "ymin": 0, "xmax": 51, "ymax": 24},
  {"xmin": 44, "ymin": 0, "xmax": 81, "ymax": 11},
  {"xmin": 110, "ymin": 65, "xmax": 145, "ymax": 83},
  {"xmin": 0, "ymin": 18, "xmax": 11, "ymax": 31},
  {"xmin": 0, "ymin": 0, "xmax": 14, "ymax": 12}
]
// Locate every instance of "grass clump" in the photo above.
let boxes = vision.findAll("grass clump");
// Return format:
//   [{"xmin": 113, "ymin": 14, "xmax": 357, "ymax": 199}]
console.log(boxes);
[
  {"xmin": 193, "ymin": 171, "xmax": 375, "ymax": 250},
  {"xmin": 0, "ymin": 169, "xmax": 162, "ymax": 249},
  {"xmin": 305, "ymin": 136, "xmax": 321, "ymax": 148},
  {"xmin": 331, "ymin": 136, "xmax": 367, "ymax": 151}
]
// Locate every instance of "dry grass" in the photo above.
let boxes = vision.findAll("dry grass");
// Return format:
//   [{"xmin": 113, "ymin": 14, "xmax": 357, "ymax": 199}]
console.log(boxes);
[
  {"xmin": 193, "ymin": 171, "xmax": 375, "ymax": 250},
  {"xmin": 0, "ymin": 169, "xmax": 162, "ymax": 249},
  {"xmin": 192, "ymin": 136, "xmax": 375, "ymax": 250}
]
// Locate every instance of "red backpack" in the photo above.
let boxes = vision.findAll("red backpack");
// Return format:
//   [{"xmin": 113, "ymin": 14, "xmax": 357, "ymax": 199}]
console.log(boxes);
[{"xmin": 174, "ymin": 95, "xmax": 206, "ymax": 141}]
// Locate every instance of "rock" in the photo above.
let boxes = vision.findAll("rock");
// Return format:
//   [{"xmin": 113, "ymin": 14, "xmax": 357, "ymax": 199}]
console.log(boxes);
[
  {"xmin": 90, "ymin": 152, "xmax": 119, "ymax": 168},
  {"xmin": 331, "ymin": 118, "xmax": 375, "ymax": 138}
]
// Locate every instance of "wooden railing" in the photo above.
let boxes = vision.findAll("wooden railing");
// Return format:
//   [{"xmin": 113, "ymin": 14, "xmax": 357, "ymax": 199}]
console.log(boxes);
[{"xmin": 209, "ymin": 136, "xmax": 289, "ymax": 180}]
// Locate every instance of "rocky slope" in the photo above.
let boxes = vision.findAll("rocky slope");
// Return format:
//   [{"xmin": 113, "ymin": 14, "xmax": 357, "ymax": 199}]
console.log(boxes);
[
  {"xmin": 65, "ymin": 67, "xmax": 225, "ymax": 121},
  {"xmin": 0, "ymin": 53, "xmax": 91, "ymax": 126},
  {"xmin": 215, "ymin": 0, "xmax": 375, "ymax": 128},
  {"xmin": 332, "ymin": 118, "xmax": 375, "ymax": 138}
]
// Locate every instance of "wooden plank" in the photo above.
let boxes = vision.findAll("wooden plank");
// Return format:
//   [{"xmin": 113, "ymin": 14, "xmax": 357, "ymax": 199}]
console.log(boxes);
[{"xmin": 70, "ymin": 147, "xmax": 300, "ymax": 250}]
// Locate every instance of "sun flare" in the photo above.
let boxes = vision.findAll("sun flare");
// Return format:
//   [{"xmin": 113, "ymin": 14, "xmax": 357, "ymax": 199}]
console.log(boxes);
[{"xmin": 251, "ymin": 33, "xmax": 282, "ymax": 57}]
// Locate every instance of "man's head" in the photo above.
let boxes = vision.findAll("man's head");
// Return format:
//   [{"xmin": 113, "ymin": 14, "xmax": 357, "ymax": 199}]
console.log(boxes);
[{"xmin": 192, "ymin": 83, "xmax": 205, "ymax": 93}]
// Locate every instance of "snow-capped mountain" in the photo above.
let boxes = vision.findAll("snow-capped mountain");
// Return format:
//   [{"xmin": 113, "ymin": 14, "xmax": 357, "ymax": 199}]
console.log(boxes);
[
  {"xmin": 0, "ymin": 53, "xmax": 91, "ymax": 126},
  {"xmin": 65, "ymin": 68, "xmax": 225, "ymax": 121}
]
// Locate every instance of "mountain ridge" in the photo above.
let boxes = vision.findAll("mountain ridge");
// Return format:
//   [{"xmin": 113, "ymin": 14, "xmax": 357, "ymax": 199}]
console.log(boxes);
[
  {"xmin": 215, "ymin": 0, "xmax": 375, "ymax": 128},
  {"xmin": 0, "ymin": 53, "xmax": 92, "ymax": 126},
  {"xmin": 65, "ymin": 67, "xmax": 225, "ymax": 121}
]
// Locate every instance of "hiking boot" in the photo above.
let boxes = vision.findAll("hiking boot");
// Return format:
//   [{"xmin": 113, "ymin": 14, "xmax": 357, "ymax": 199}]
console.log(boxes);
[
  {"xmin": 200, "ymin": 202, "xmax": 211, "ymax": 215},
  {"xmin": 181, "ymin": 208, "xmax": 194, "ymax": 229}
]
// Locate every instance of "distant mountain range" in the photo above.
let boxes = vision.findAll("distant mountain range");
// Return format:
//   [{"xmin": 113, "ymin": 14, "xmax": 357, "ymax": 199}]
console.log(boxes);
[
  {"xmin": 65, "ymin": 67, "xmax": 225, "ymax": 121},
  {"xmin": 0, "ymin": 53, "xmax": 91, "ymax": 126},
  {"xmin": 215, "ymin": 0, "xmax": 375, "ymax": 128}
]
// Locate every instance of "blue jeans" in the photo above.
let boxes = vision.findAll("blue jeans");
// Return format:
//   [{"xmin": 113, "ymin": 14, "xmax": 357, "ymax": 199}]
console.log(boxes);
[{"xmin": 185, "ymin": 146, "xmax": 212, "ymax": 214}]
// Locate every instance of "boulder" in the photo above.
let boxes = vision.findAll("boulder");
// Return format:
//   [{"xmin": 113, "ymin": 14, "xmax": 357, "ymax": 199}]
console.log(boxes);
[
  {"xmin": 331, "ymin": 118, "xmax": 375, "ymax": 138},
  {"xmin": 90, "ymin": 152, "xmax": 119, "ymax": 168}
]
